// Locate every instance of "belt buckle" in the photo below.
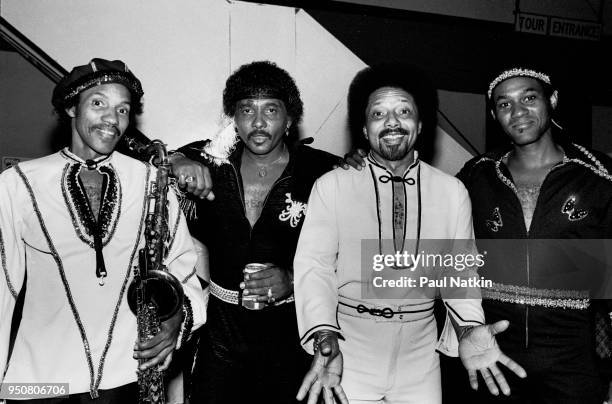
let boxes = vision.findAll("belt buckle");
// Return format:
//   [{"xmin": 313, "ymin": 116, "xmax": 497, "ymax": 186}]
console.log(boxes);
[
  {"xmin": 356, "ymin": 304, "xmax": 395, "ymax": 318},
  {"xmin": 380, "ymin": 307, "xmax": 394, "ymax": 318}
]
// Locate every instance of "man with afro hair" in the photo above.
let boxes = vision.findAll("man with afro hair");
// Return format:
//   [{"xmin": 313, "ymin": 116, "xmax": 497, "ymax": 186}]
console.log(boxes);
[{"xmin": 294, "ymin": 63, "xmax": 525, "ymax": 404}]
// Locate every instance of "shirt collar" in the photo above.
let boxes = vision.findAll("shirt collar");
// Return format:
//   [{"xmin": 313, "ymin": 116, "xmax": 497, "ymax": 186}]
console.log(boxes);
[
  {"xmin": 367, "ymin": 150, "xmax": 420, "ymax": 181},
  {"xmin": 60, "ymin": 147, "xmax": 114, "ymax": 169}
]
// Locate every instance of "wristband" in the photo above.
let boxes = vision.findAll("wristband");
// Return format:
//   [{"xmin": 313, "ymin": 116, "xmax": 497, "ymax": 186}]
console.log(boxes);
[{"xmin": 313, "ymin": 330, "xmax": 337, "ymax": 353}]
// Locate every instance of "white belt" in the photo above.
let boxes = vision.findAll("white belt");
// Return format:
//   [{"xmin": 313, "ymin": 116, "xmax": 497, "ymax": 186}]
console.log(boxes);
[{"xmin": 210, "ymin": 280, "xmax": 295, "ymax": 306}]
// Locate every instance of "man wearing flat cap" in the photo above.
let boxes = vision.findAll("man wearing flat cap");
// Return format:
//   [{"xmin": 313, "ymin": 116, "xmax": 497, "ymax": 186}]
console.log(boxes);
[
  {"xmin": 0, "ymin": 58, "xmax": 206, "ymax": 402},
  {"xmin": 169, "ymin": 60, "xmax": 339, "ymax": 403}
]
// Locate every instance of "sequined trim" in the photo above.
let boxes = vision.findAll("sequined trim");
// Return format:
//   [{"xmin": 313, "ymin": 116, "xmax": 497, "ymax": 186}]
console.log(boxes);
[
  {"xmin": 471, "ymin": 156, "xmax": 495, "ymax": 167},
  {"xmin": 60, "ymin": 72, "xmax": 143, "ymax": 105},
  {"xmin": 561, "ymin": 195, "xmax": 588, "ymax": 221},
  {"xmin": 176, "ymin": 295, "xmax": 194, "ymax": 350},
  {"xmin": 61, "ymin": 163, "xmax": 121, "ymax": 248},
  {"xmin": 14, "ymin": 164, "xmax": 149, "ymax": 398},
  {"xmin": 494, "ymin": 153, "xmax": 518, "ymax": 194},
  {"xmin": 0, "ymin": 226, "xmax": 18, "ymax": 298},
  {"xmin": 487, "ymin": 68, "xmax": 551, "ymax": 99},
  {"xmin": 486, "ymin": 207, "xmax": 503, "ymax": 232},
  {"xmin": 492, "ymin": 144, "xmax": 612, "ymax": 188},
  {"xmin": 566, "ymin": 144, "xmax": 612, "ymax": 183},
  {"xmin": 482, "ymin": 282, "xmax": 590, "ymax": 310}
]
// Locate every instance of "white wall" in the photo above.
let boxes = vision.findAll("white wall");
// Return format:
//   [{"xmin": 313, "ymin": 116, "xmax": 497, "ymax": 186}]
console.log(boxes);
[
  {"xmin": 2, "ymin": 0, "xmax": 485, "ymax": 174},
  {"xmin": 2, "ymin": 0, "xmax": 230, "ymax": 150},
  {"xmin": 1, "ymin": 0, "xmax": 367, "ymax": 156}
]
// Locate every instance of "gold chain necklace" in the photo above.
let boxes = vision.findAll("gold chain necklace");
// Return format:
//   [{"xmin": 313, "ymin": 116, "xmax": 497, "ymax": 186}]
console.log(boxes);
[{"xmin": 244, "ymin": 145, "xmax": 288, "ymax": 178}]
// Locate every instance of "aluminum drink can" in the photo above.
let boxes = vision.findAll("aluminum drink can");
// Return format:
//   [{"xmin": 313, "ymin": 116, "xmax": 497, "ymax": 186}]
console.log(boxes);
[
  {"xmin": 242, "ymin": 263, "xmax": 268, "ymax": 310},
  {"xmin": 244, "ymin": 263, "xmax": 268, "ymax": 274}
]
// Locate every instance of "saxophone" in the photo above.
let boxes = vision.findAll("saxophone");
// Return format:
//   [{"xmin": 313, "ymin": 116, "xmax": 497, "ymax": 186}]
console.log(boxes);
[{"xmin": 126, "ymin": 138, "xmax": 185, "ymax": 404}]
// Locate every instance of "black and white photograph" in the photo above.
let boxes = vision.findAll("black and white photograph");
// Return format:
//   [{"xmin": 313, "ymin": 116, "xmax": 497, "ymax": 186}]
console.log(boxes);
[{"xmin": 1, "ymin": 1, "xmax": 612, "ymax": 403}]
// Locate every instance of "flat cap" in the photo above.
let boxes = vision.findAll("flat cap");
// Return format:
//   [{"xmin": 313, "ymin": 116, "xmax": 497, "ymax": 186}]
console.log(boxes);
[{"xmin": 52, "ymin": 58, "xmax": 143, "ymax": 110}]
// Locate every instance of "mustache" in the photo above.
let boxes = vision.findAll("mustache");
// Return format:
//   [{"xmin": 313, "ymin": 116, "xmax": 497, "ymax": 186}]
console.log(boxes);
[
  {"xmin": 247, "ymin": 130, "xmax": 271, "ymax": 139},
  {"xmin": 379, "ymin": 127, "xmax": 410, "ymax": 138},
  {"xmin": 92, "ymin": 124, "xmax": 119, "ymax": 136}
]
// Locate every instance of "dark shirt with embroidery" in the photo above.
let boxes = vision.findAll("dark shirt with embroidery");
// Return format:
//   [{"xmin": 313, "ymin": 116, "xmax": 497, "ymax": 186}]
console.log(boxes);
[
  {"xmin": 458, "ymin": 143, "xmax": 612, "ymax": 292},
  {"xmin": 179, "ymin": 141, "xmax": 337, "ymax": 290},
  {"xmin": 457, "ymin": 142, "xmax": 612, "ymax": 402},
  {"xmin": 178, "ymin": 140, "xmax": 337, "ymax": 403}
]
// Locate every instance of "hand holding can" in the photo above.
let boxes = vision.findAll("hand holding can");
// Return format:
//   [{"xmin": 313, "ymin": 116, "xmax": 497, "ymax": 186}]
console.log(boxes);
[
  {"xmin": 241, "ymin": 263, "xmax": 269, "ymax": 310},
  {"xmin": 240, "ymin": 263, "xmax": 293, "ymax": 309}
]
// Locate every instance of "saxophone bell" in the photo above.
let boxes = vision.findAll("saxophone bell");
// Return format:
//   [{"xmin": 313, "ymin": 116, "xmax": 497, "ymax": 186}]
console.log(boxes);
[{"xmin": 127, "ymin": 269, "xmax": 184, "ymax": 321}]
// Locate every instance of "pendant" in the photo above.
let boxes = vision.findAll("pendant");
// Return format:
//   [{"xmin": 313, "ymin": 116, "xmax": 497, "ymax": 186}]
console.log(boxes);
[
  {"xmin": 258, "ymin": 167, "xmax": 267, "ymax": 178},
  {"xmin": 98, "ymin": 274, "xmax": 106, "ymax": 286}
]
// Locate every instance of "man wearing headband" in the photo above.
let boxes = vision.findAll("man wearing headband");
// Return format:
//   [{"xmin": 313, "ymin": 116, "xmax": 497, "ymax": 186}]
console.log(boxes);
[
  {"xmin": 457, "ymin": 67, "xmax": 612, "ymax": 403},
  {"xmin": 174, "ymin": 61, "xmax": 338, "ymax": 403},
  {"xmin": 0, "ymin": 58, "xmax": 206, "ymax": 402},
  {"xmin": 294, "ymin": 63, "xmax": 525, "ymax": 404}
]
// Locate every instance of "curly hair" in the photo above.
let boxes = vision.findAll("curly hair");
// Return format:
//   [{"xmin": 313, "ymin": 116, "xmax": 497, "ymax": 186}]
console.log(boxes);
[
  {"xmin": 223, "ymin": 61, "xmax": 303, "ymax": 125},
  {"xmin": 347, "ymin": 63, "xmax": 438, "ymax": 154}
]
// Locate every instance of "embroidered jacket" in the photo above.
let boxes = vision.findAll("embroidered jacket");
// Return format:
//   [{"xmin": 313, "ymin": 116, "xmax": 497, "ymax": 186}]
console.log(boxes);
[
  {"xmin": 178, "ymin": 141, "xmax": 338, "ymax": 292},
  {"xmin": 0, "ymin": 149, "xmax": 207, "ymax": 395},
  {"xmin": 457, "ymin": 142, "xmax": 612, "ymax": 347},
  {"xmin": 294, "ymin": 156, "xmax": 486, "ymax": 357}
]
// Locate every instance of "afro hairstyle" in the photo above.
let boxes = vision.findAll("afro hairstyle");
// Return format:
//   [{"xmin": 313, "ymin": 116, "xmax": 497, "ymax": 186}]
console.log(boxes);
[
  {"xmin": 348, "ymin": 63, "xmax": 438, "ymax": 152},
  {"xmin": 222, "ymin": 60, "xmax": 303, "ymax": 125}
]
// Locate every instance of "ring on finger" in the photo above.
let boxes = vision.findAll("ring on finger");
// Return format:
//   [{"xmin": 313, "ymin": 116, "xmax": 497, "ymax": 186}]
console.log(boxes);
[{"xmin": 185, "ymin": 175, "xmax": 195, "ymax": 183}]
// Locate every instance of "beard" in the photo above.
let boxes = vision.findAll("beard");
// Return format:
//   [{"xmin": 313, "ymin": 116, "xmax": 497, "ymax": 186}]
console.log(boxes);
[{"xmin": 377, "ymin": 128, "xmax": 413, "ymax": 161}]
